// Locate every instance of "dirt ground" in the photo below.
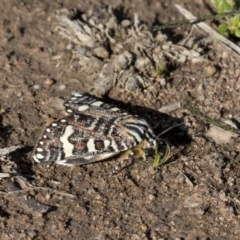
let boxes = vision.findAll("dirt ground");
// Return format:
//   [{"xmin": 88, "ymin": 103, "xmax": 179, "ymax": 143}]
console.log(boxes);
[{"xmin": 0, "ymin": 0, "xmax": 240, "ymax": 239}]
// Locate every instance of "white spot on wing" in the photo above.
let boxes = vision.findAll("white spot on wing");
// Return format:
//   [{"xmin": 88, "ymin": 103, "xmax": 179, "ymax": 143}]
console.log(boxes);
[
  {"xmin": 33, "ymin": 155, "xmax": 40, "ymax": 162},
  {"xmin": 92, "ymin": 101, "xmax": 103, "ymax": 107},
  {"xmin": 77, "ymin": 105, "xmax": 89, "ymax": 111},
  {"xmin": 61, "ymin": 119, "xmax": 67, "ymax": 123},
  {"xmin": 111, "ymin": 140, "xmax": 119, "ymax": 152},
  {"xmin": 52, "ymin": 123, "xmax": 58, "ymax": 127},
  {"xmin": 39, "ymin": 141, "xmax": 44, "ymax": 145},
  {"xmin": 59, "ymin": 125, "xmax": 75, "ymax": 158},
  {"xmin": 104, "ymin": 140, "xmax": 110, "ymax": 148},
  {"xmin": 67, "ymin": 109, "xmax": 73, "ymax": 113},
  {"xmin": 46, "ymin": 128, "xmax": 51, "ymax": 133},
  {"xmin": 36, "ymin": 153, "xmax": 44, "ymax": 159},
  {"xmin": 36, "ymin": 147, "xmax": 43, "ymax": 152},
  {"xmin": 87, "ymin": 138, "xmax": 97, "ymax": 152},
  {"xmin": 111, "ymin": 107, "xmax": 120, "ymax": 111}
]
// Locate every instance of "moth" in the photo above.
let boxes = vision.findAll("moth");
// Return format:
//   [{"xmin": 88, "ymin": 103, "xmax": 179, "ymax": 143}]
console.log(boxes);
[{"xmin": 33, "ymin": 92, "xmax": 157, "ymax": 166}]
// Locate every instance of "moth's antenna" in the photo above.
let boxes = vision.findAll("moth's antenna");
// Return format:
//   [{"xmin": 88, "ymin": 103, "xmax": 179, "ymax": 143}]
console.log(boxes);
[{"xmin": 156, "ymin": 123, "xmax": 185, "ymax": 139}]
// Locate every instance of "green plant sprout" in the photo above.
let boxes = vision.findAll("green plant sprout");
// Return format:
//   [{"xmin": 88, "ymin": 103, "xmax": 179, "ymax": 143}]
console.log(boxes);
[
  {"xmin": 152, "ymin": 141, "xmax": 171, "ymax": 169},
  {"xmin": 211, "ymin": 0, "xmax": 240, "ymax": 37},
  {"xmin": 156, "ymin": 63, "xmax": 166, "ymax": 77}
]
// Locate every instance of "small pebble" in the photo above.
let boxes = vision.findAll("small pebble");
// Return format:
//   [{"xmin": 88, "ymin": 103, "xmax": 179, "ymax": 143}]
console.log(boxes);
[
  {"xmin": 185, "ymin": 193, "xmax": 202, "ymax": 208},
  {"xmin": 65, "ymin": 43, "xmax": 73, "ymax": 50},
  {"xmin": 121, "ymin": 19, "xmax": 131, "ymax": 27},
  {"xmin": 222, "ymin": 51, "xmax": 229, "ymax": 58},
  {"xmin": 159, "ymin": 77, "xmax": 166, "ymax": 86},
  {"xmin": 45, "ymin": 193, "xmax": 51, "ymax": 200},
  {"xmin": 33, "ymin": 84, "xmax": 40, "ymax": 90},
  {"xmin": 27, "ymin": 230, "xmax": 37, "ymax": 238},
  {"xmin": 48, "ymin": 97, "xmax": 65, "ymax": 111},
  {"xmin": 59, "ymin": 84, "xmax": 67, "ymax": 90},
  {"xmin": 206, "ymin": 119, "xmax": 238, "ymax": 144},
  {"xmin": 205, "ymin": 65, "xmax": 217, "ymax": 76},
  {"xmin": 131, "ymin": 234, "xmax": 141, "ymax": 240},
  {"xmin": 0, "ymin": 108, "xmax": 6, "ymax": 114},
  {"xmin": 44, "ymin": 77, "xmax": 55, "ymax": 86},
  {"xmin": 17, "ymin": 92, "xmax": 23, "ymax": 97},
  {"xmin": 140, "ymin": 223, "xmax": 148, "ymax": 231},
  {"xmin": 228, "ymin": 206, "xmax": 234, "ymax": 214},
  {"xmin": 148, "ymin": 194, "xmax": 155, "ymax": 201},
  {"xmin": 93, "ymin": 47, "xmax": 109, "ymax": 59}
]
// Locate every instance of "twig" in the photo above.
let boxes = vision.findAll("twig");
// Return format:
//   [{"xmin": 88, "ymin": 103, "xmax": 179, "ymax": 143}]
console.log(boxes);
[
  {"xmin": 3, "ymin": 179, "xmax": 51, "ymax": 213},
  {"xmin": 152, "ymin": 9, "xmax": 240, "ymax": 31},
  {"xmin": 1, "ymin": 177, "xmax": 77, "ymax": 199},
  {"xmin": 174, "ymin": 4, "xmax": 240, "ymax": 59},
  {"xmin": 30, "ymin": 187, "xmax": 77, "ymax": 198},
  {"xmin": 0, "ymin": 145, "xmax": 21, "ymax": 156}
]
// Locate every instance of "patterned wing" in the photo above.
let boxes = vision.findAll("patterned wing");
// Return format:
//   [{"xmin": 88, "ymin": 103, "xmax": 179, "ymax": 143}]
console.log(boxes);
[
  {"xmin": 64, "ymin": 92, "xmax": 129, "ymax": 117},
  {"xmin": 33, "ymin": 114, "xmax": 143, "ymax": 166},
  {"xmin": 33, "ymin": 92, "xmax": 156, "ymax": 166}
]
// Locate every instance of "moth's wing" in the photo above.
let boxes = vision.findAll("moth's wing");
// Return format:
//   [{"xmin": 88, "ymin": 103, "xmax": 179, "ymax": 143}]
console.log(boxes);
[
  {"xmin": 33, "ymin": 117, "xmax": 71, "ymax": 163},
  {"xmin": 33, "ymin": 92, "xmax": 156, "ymax": 166},
  {"xmin": 55, "ymin": 152, "xmax": 119, "ymax": 166},
  {"xmin": 63, "ymin": 93, "xmax": 155, "ymax": 141},
  {"xmin": 64, "ymin": 92, "xmax": 129, "ymax": 117},
  {"xmin": 33, "ymin": 114, "xmax": 137, "ymax": 166}
]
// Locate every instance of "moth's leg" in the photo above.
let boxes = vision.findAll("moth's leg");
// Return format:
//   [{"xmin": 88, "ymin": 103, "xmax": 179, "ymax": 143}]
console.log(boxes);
[
  {"xmin": 131, "ymin": 147, "xmax": 146, "ymax": 161},
  {"xmin": 109, "ymin": 149, "xmax": 134, "ymax": 176},
  {"xmin": 109, "ymin": 146, "xmax": 149, "ymax": 176},
  {"xmin": 131, "ymin": 146, "xmax": 153, "ymax": 172}
]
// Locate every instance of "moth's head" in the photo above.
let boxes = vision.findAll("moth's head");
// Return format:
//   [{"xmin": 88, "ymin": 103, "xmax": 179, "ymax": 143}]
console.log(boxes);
[
  {"xmin": 149, "ymin": 138, "xmax": 157, "ymax": 149},
  {"xmin": 140, "ymin": 138, "xmax": 157, "ymax": 150}
]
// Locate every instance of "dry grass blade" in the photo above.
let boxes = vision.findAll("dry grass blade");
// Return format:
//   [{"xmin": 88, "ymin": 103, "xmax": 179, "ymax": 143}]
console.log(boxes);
[
  {"xmin": 0, "ymin": 146, "xmax": 21, "ymax": 156},
  {"xmin": 183, "ymin": 101, "xmax": 240, "ymax": 135},
  {"xmin": 3, "ymin": 179, "xmax": 51, "ymax": 213}
]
